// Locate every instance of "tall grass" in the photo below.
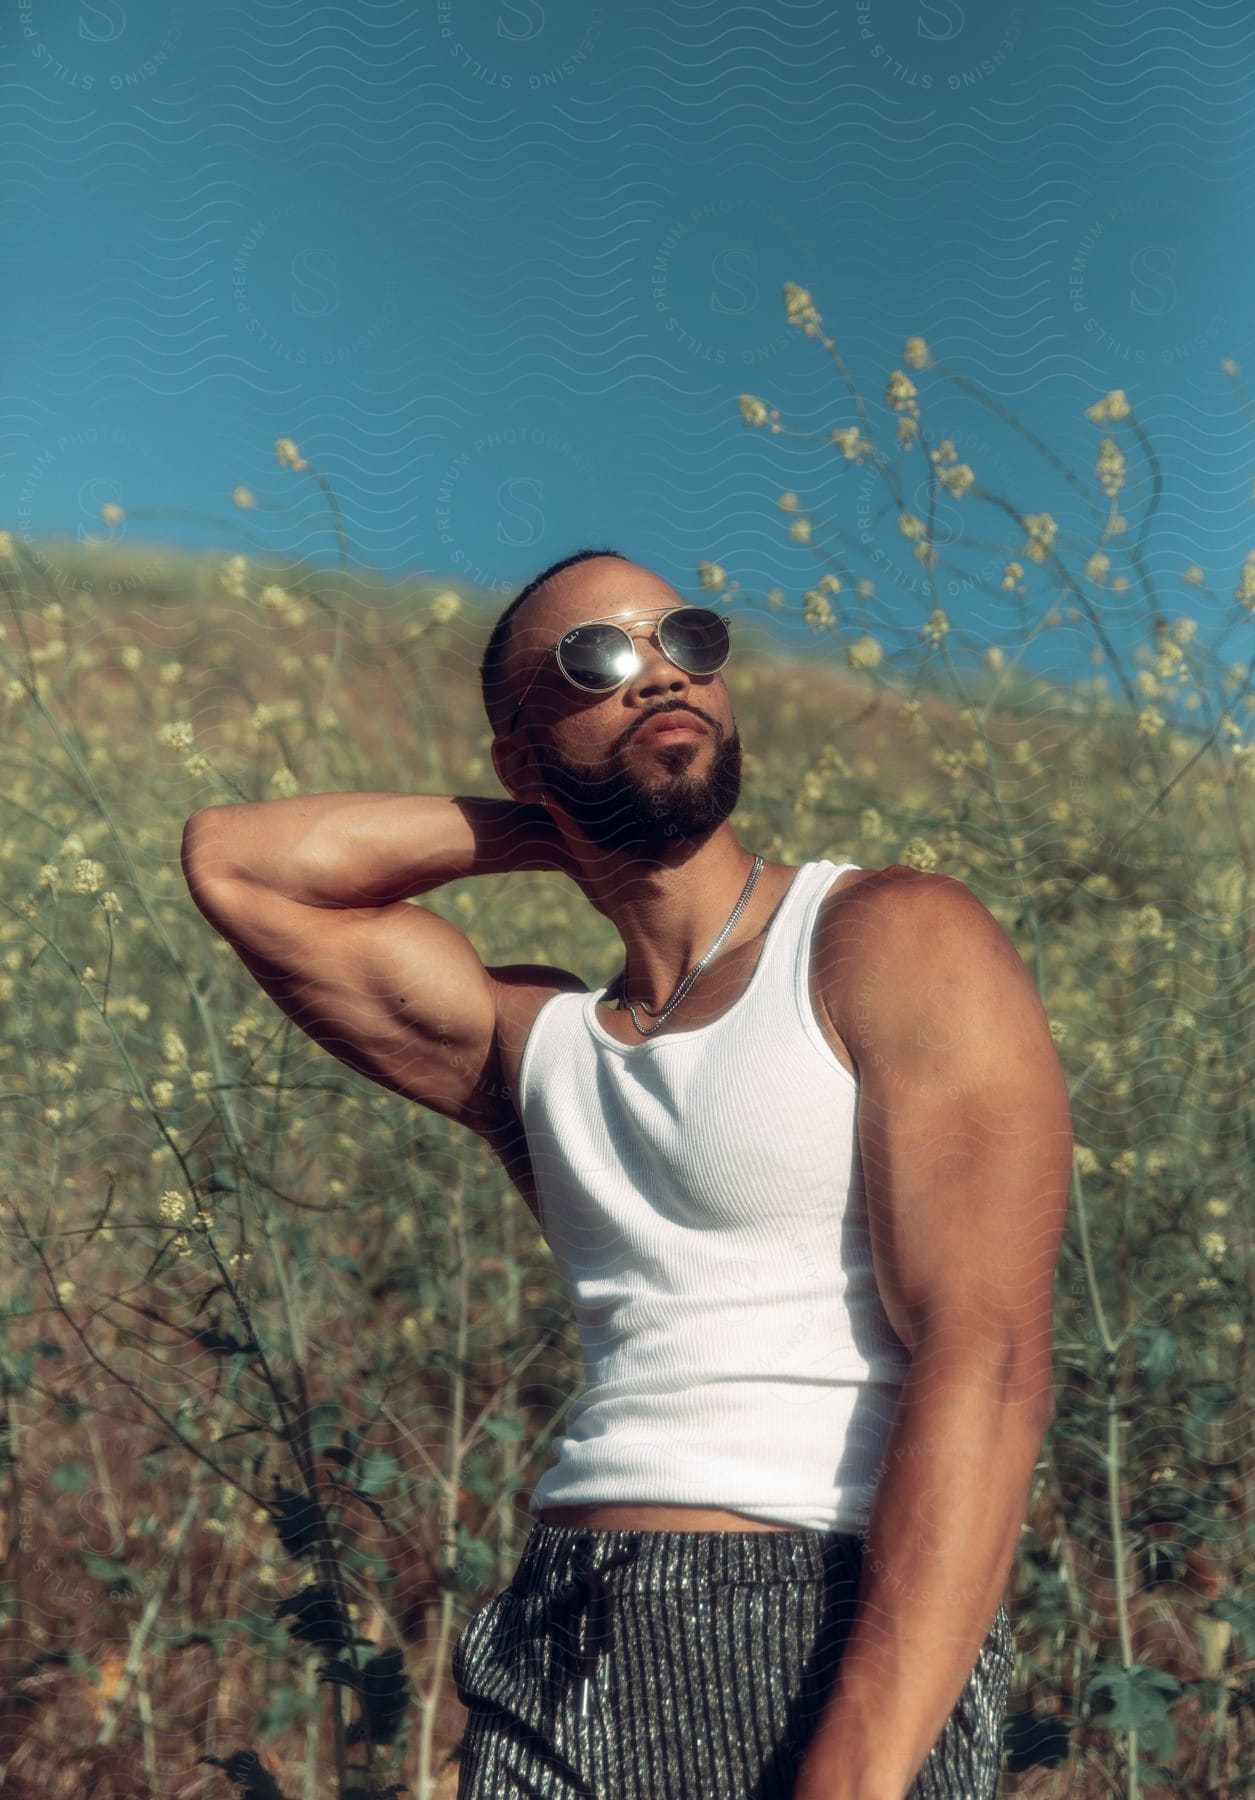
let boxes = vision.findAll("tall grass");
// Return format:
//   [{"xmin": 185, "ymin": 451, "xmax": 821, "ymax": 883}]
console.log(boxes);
[{"xmin": 0, "ymin": 292, "xmax": 1251, "ymax": 1797}]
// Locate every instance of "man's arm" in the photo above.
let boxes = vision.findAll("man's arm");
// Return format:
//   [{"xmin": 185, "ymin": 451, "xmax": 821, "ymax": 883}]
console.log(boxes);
[{"xmin": 794, "ymin": 870, "xmax": 1071, "ymax": 1800}]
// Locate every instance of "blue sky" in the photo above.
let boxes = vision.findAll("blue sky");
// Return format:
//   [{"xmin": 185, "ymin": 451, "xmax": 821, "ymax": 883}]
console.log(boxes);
[{"xmin": 4, "ymin": 0, "xmax": 1252, "ymax": 696}]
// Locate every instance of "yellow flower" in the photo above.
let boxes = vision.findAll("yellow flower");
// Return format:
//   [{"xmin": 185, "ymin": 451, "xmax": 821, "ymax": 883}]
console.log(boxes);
[
  {"xmin": 1072, "ymin": 1144, "xmax": 1100, "ymax": 1175},
  {"xmin": 220, "ymin": 553, "xmax": 249, "ymax": 600},
  {"xmin": 151, "ymin": 1078, "xmax": 175, "ymax": 1109},
  {"xmin": 429, "ymin": 589, "xmax": 461, "ymax": 623},
  {"xmin": 937, "ymin": 462, "xmax": 975, "ymax": 498},
  {"xmin": 275, "ymin": 437, "xmax": 308, "ymax": 471},
  {"xmin": 1200, "ymin": 1230, "xmax": 1227, "ymax": 1263},
  {"xmin": 778, "ymin": 492, "xmax": 800, "ymax": 512},
  {"xmin": 259, "ymin": 584, "xmax": 290, "ymax": 610},
  {"xmin": 0, "ymin": 530, "xmax": 14, "ymax": 558},
  {"xmin": 1096, "ymin": 438, "xmax": 1126, "ymax": 498},
  {"xmin": 696, "ymin": 561, "xmax": 727, "ymax": 590},
  {"xmin": 789, "ymin": 518, "xmax": 812, "ymax": 544},
  {"xmin": 1235, "ymin": 550, "xmax": 1255, "ymax": 612},
  {"xmin": 1220, "ymin": 358, "xmax": 1240, "ymax": 377},
  {"xmin": 1136, "ymin": 706, "xmax": 1165, "ymax": 738},
  {"xmin": 1021, "ymin": 514, "xmax": 1058, "ymax": 563},
  {"xmin": 847, "ymin": 635, "xmax": 883, "ymax": 671},
  {"xmin": 885, "ymin": 370, "xmax": 919, "ymax": 415},
  {"xmin": 985, "ymin": 646, "xmax": 1005, "ymax": 672},
  {"xmin": 1220, "ymin": 1320, "xmax": 1243, "ymax": 1343},
  {"xmin": 856, "ymin": 579, "xmax": 874, "ymax": 599},
  {"xmin": 738, "ymin": 394, "xmax": 770, "ymax": 427},
  {"xmin": 803, "ymin": 590, "xmax": 835, "ymax": 631},
  {"xmin": 920, "ymin": 608, "xmax": 949, "ymax": 648},
  {"xmin": 159, "ymin": 1189, "xmax": 188, "ymax": 1223},
  {"xmin": 1001, "ymin": 560, "xmax": 1025, "ymax": 591},
  {"xmin": 900, "ymin": 837, "xmax": 938, "ymax": 872},
  {"xmin": 902, "ymin": 336, "xmax": 931, "ymax": 369},
  {"xmin": 270, "ymin": 765, "xmax": 299, "ymax": 797},
  {"xmin": 1181, "ymin": 565, "xmax": 1204, "ymax": 586},
  {"xmin": 232, "ymin": 486, "xmax": 257, "ymax": 509},
  {"xmin": 1086, "ymin": 389, "xmax": 1131, "ymax": 425},
  {"xmin": 100, "ymin": 502, "xmax": 125, "ymax": 526},
  {"xmin": 897, "ymin": 512, "xmax": 927, "ymax": 542},
  {"xmin": 72, "ymin": 859, "xmax": 106, "ymax": 894},
  {"xmin": 157, "ymin": 720, "xmax": 194, "ymax": 752},
  {"xmin": 119, "ymin": 644, "xmax": 143, "ymax": 670},
  {"xmin": 829, "ymin": 426, "xmax": 865, "ymax": 460},
  {"xmin": 782, "ymin": 282, "xmax": 822, "ymax": 331}
]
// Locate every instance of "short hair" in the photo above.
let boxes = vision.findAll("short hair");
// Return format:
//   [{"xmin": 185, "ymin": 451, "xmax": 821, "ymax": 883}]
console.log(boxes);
[{"xmin": 479, "ymin": 547, "xmax": 626, "ymax": 739}]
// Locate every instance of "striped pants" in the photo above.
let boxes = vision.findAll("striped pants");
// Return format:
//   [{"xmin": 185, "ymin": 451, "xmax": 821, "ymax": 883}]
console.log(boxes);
[{"xmin": 451, "ymin": 1522, "xmax": 1014, "ymax": 1798}]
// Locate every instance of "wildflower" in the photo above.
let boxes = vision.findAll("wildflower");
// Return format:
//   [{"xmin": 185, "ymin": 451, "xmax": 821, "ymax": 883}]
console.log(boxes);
[
  {"xmin": 782, "ymin": 283, "xmax": 822, "ymax": 332},
  {"xmin": 1001, "ymin": 561, "xmax": 1025, "ymax": 592},
  {"xmin": 1220, "ymin": 358, "xmax": 1240, "ymax": 376},
  {"xmin": 897, "ymin": 512, "xmax": 927, "ymax": 542},
  {"xmin": 766, "ymin": 587, "xmax": 785, "ymax": 611},
  {"xmin": 100, "ymin": 503, "xmax": 125, "ymax": 526},
  {"xmin": 150, "ymin": 1079, "xmax": 175, "ymax": 1109},
  {"xmin": 1234, "ymin": 550, "xmax": 1255, "ymax": 612},
  {"xmin": 856, "ymin": 579, "xmax": 874, "ymax": 599},
  {"xmin": 275, "ymin": 437, "xmax": 308, "ymax": 471},
  {"xmin": 738, "ymin": 395, "xmax": 770, "ymax": 427},
  {"xmin": 233, "ymin": 486, "xmax": 257, "ymax": 508},
  {"xmin": 789, "ymin": 518, "xmax": 812, "ymax": 544},
  {"xmin": 900, "ymin": 837, "xmax": 939, "ymax": 872},
  {"xmin": 1073, "ymin": 1144, "xmax": 1100, "ymax": 1175},
  {"xmin": 937, "ymin": 462, "xmax": 975, "ymax": 498},
  {"xmin": 157, "ymin": 720, "xmax": 194, "ymax": 753},
  {"xmin": 1181, "ymin": 565, "xmax": 1204, "ymax": 586},
  {"xmin": 98, "ymin": 890, "xmax": 123, "ymax": 916},
  {"xmin": 1021, "ymin": 514, "xmax": 1058, "ymax": 564},
  {"xmin": 220, "ymin": 554, "xmax": 249, "ymax": 600},
  {"xmin": 885, "ymin": 370, "xmax": 919, "ymax": 417},
  {"xmin": 985, "ymin": 646, "xmax": 1005, "ymax": 672},
  {"xmin": 119, "ymin": 644, "xmax": 143, "ymax": 670},
  {"xmin": 1220, "ymin": 1321, "xmax": 1243, "ymax": 1343},
  {"xmin": 1200, "ymin": 1230, "xmax": 1227, "ymax": 1263},
  {"xmin": 1136, "ymin": 706, "xmax": 1165, "ymax": 738},
  {"xmin": 1086, "ymin": 389, "xmax": 1131, "ymax": 425},
  {"xmin": 429, "ymin": 589, "xmax": 461, "ymax": 622},
  {"xmin": 192, "ymin": 1206, "xmax": 215, "ymax": 1231},
  {"xmin": 159, "ymin": 1189, "xmax": 188, "ymax": 1223},
  {"xmin": 920, "ymin": 608, "xmax": 949, "ymax": 649},
  {"xmin": 847, "ymin": 635, "xmax": 883, "ymax": 671},
  {"xmin": 697, "ymin": 562, "xmax": 727, "ymax": 590},
  {"xmin": 43, "ymin": 1106, "xmax": 63, "ymax": 1129},
  {"xmin": 42, "ymin": 602, "xmax": 65, "ymax": 625},
  {"xmin": 159, "ymin": 661, "xmax": 183, "ymax": 685},
  {"xmin": 1134, "ymin": 905, "xmax": 1163, "ymax": 938},
  {"xmin": 183, "ymin": 752, "xmax": 211, "ymax": 777},
  {"xmin": 38, "ymin": 863, "xmax": 59, "ymax": 890},
  {"xmin": 259, "ymin": 584, "xmax": 290, "ymax": 611},
  {"xmin": 228, "ymin": 1009, "xmax": 261, "ymax": 1048},
  {"xmin": 819, "ymin": 574, "xmax": 841, "ymax": 593},
  {"xmin": 778, "ymin": 492, "xmax": 800, "ymax": 512},
  {"xmin": 1109, "ymin": 1150, "xmax": 1137, "ymax": 1179},
  {"xmin": 1197, "ymin": 1276, "xmax": 1220, "ymax": 1293},
  {"xmin": 162, "ymin": 1029, "xmax": 189, "ymax": 1069},
  {"xmin": 1096, "ymin": 438, "xmax": 1126, "ymax": 498},
  {"xmin": 1086, "ymin": 552, "xmax": 1111, "ymax": 583},
  {"xmin": 903, "ymin": 336, "xmax": 931, "ymax": 369},
  {"xmin": 72, "ymin": 859, "xmax": 106, "ymax": 894},
  {"xmin": 829, "ymin": 426, "xmax": 866, "ymax": 460},
  {"xmin": 859, "ymin": 807, "xmax": 885, "ymax": 838},
  {"xmin": 0, "ymin": 530, "xmax": 13, "ymax": 558},
  {"xmin": 191, "ymin": 1069, "xmax": 214, "ymax": 1093},
  {"xmin": 269, "ymin": 766, "xmax": 299, "ymax": 797},
  {"xmin": 803, "ymin": 590, "xmax": 835, "ymax": 631}
]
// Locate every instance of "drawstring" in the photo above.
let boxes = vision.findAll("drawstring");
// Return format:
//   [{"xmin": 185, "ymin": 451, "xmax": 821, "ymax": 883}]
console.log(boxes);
[{"xmin": 549, "ymin": 1532, "xmax": 643, "ymax": 1721}]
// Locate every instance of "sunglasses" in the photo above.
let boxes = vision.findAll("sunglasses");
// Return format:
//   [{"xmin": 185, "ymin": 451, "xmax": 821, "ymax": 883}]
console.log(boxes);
[{"xmin": 507, "ymin": 605, "xmax": 732, "ymax": 734}]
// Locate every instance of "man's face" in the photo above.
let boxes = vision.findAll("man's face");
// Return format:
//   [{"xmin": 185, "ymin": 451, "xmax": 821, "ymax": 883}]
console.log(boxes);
[{"xmin": 502, "ymin": 558, "xmax": 744, "ymax": 857}]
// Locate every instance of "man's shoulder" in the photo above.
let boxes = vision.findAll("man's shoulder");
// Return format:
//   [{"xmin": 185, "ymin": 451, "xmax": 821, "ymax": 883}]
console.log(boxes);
[{"xmin": 815, "ymin": 863, "xmax": 998, "ymax": 1012}]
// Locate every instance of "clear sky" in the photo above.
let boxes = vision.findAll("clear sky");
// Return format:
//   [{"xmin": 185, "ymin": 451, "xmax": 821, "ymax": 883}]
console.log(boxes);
[{"xmin": 4, "ymin": 0, "xmax": 1252, "ymax": 694}]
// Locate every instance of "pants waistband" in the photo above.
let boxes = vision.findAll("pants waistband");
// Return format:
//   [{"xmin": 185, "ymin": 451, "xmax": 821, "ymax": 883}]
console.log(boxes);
[{"xmin": 509, "ymin": 1520, "xmax": 863, "ymax": 1601}]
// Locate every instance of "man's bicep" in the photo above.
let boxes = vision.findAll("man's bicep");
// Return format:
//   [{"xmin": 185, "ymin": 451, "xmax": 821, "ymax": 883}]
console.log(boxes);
[{"xmin": 849, "ymin": 878, "xmax": 1071, "ymax": 1410}]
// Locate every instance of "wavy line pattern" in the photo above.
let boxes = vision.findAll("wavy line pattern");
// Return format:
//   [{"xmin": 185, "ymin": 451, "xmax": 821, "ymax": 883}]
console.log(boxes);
[{"xmin": 0, "ymin": 0, "xmax": 1251, "ymax": 681}]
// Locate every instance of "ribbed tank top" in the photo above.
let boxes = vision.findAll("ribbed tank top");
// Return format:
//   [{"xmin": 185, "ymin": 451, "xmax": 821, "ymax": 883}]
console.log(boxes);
[{"xmin": 515, "ymin": 859, "xmax": 912, "ymax": 1533}]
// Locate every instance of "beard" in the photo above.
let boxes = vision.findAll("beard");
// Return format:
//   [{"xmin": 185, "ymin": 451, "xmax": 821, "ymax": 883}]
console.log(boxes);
[{"xmin": 530, "ymin": 716, "xmax": 744, "ymax": 858}]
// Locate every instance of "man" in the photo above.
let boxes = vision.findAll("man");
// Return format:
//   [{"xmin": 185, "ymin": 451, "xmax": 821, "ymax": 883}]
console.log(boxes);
[{"xmin": 182, "ymin": 549, "xmax": 1071, "ymax": 1799}]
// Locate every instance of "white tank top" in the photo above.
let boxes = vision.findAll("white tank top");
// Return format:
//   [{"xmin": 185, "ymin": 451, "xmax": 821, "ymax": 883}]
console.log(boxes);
[{"xmin": 515, "ymin": 859, "xmax": 912, "ymax": 1533}]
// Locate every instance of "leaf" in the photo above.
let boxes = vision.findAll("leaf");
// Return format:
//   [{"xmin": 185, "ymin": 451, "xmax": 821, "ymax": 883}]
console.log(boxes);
[
  {"xmin": 197, "ymin": 1750, "xmax": 293, "ymax": 1798},
  {"xmin": 266, "ymin": 1485, "xmax": 324, "ymax": 1561},
  {"xmin": 273, "ymin": 1587, "xmax": 370, "ymax": 1652},
  {"xmin": 483, "ymin": 1414, "xmax": 526, "ymax": 1444},
  {"xmin": 320, "ymin": 1647, "xmax": 411, "ymax": 1747},
  {"xmin": 254, "ymin": 1683, "xmax": 313, "ymax": 1740},
  {"xmin": 1084, "ymin": 1661, "xmax": 1182, "ymax": 1761},
  {"xmin": 1211, "ymin": 1593, "xmax": 1255, "ymax": 1658},
  {"xmin": 80, "ymin": 1554, "xmax": 134, "ymax": 1595},
  {"xmin": 355, "ymin": 1452, "xmax": 400, "ymax": 1495}
]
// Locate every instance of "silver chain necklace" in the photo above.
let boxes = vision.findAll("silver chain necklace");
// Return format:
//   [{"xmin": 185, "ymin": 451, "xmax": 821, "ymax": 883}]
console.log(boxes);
[{"xmin": 615, "ymin": 854, "xmax": 765, "ymax": 1037}]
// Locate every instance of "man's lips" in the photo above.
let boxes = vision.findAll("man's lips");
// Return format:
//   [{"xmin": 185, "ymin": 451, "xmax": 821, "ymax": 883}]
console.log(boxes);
[{"xmin": 636, "ymin": 714, "xmax": 708, "ymax": 744}]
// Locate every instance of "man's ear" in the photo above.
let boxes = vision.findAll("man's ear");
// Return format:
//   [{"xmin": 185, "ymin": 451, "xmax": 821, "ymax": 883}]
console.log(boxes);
[{"xmin": 491, "ymin": 733, "xmax": 540, "ymax": 806}]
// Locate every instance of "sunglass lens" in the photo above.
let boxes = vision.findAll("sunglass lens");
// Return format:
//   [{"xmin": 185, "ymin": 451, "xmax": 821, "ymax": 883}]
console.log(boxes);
[
  {"xmin": 557, "ymin": 624, "xmax": 637, "ymax": 692},
  {"xmin": 662, "ymin": 608, "xmax": 729, "ymax": 673}
]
